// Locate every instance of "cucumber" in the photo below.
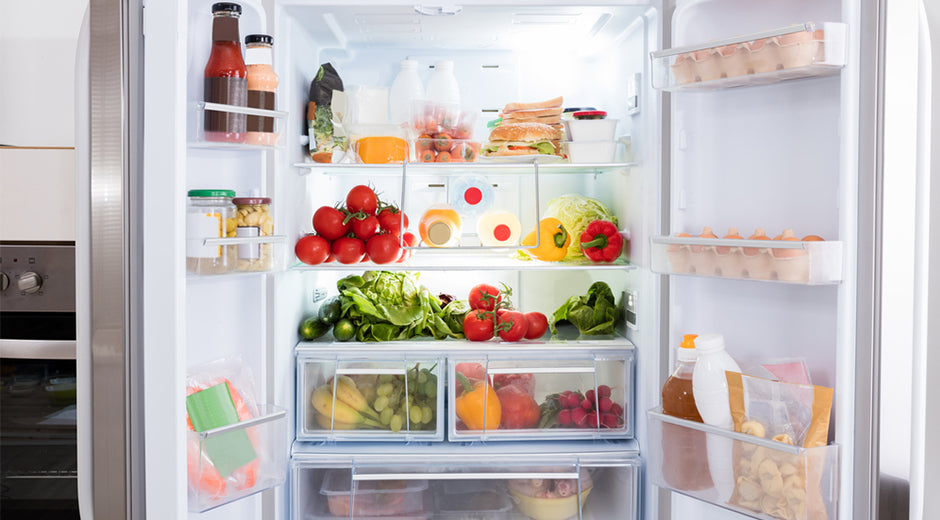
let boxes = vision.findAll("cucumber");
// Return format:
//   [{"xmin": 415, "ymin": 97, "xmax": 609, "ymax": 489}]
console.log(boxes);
[
  {"xmin": 317, "ymin": 297, "xmax": 342, "ymax": 325},
  {"xmin": 299, "ymin": 316, "xmax": 331, "ymax": 341}
]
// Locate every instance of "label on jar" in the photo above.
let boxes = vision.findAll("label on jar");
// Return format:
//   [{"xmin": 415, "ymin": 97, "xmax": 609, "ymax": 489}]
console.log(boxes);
[
  {"xmin": 236, "ymin": 226, "xmax": 260, "ymax": 259},
  {"xmin": 204, "ymin": 77, "xmax": 248, "ymax": 134},
  {"xmin": 187, "ymin": 212, "xmax": 223, "ymax": 258}
]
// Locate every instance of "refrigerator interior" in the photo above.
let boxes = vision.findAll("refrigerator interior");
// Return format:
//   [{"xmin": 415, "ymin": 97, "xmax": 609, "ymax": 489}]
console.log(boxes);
[{"xmin": 163, "ymin": 0, "xmax": 860, "ymax": 518}]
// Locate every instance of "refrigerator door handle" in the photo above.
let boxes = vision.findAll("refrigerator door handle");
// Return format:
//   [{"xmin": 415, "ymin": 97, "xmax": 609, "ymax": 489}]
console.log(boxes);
[{"xmin": 0, "ymin": 339, "xmax": 77, "ymax": 360}]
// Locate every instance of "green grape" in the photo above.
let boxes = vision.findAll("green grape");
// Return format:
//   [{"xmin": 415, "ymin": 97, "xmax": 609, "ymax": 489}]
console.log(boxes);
[
  {"xmin": 373, "ymin": 395, "xmax": 389, "ymax": 412},
  {"xmin": 417, "ymin": 371, "xmax": 428, "ymax": 384},
  {"xmin": 421, "ymin": 405, "xmax": 433, "ymax": 424},
  {"xmin": 378, "ymin": 383, "xmax": 395, "ymax": 397},
  {"xmin": 378, "ymin": 374, "xmax": 395, "ymax": 384},
  {"xmin": 409, "ymin": 407, "xmax": 423, "ymax": 424},
  {"xmin": 390, "ymin": 414, "xmax": 404, "ymax": 433},
  {"xmin": 379, "ymin": 407, "xmax": 393, "ymax": 425},
  {"xmin": 388, "ymin": 395, "xmax": 400, "ymax": 408},
  {"xmin": 422, "ymin": 381, "xmax": 436, "ymax": 398}
]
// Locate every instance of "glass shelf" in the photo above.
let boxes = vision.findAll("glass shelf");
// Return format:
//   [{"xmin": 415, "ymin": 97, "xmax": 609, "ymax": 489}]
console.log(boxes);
[
  {"xmin": 290, "ymin": 251, "xmax": 635, "ymax": 272},
  {"xmin": 650, "ymin": 236, "xmax": 843, "ymax": 285},
  {"xmin": 295, "ymin": 332, "xmax": 636, "ymax": 352},
  {"xmin": 651, "ymin": 21, "xmax": 847, "ymax": 92},
  {"xmin": 187, "ymin": 235, "xmax": 288, "ymax": 276},
  {"xmin": 292, "ymin": 161, "xmax": 638, "ymax": 176},
  {"xmin": 189, "ymin": 102, "xmax": 288, "ymax": 151}
]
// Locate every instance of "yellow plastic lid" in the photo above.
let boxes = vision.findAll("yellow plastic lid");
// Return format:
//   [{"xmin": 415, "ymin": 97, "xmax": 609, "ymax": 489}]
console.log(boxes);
[{"xmin": 677, "ymin": 334, "xmax": 698, "ymax": 362}]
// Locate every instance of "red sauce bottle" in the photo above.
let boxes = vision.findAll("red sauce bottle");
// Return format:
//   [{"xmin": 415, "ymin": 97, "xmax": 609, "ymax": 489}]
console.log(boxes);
[{"xmin": 204, "ymin": 2, "xmax": 247, "ymax": 143}]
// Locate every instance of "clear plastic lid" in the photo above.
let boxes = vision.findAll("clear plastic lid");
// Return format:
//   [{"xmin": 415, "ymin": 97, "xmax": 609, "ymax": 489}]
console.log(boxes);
[{"xmin": 320, "ymin": 469, "xmax": 429, "ymax": 496}]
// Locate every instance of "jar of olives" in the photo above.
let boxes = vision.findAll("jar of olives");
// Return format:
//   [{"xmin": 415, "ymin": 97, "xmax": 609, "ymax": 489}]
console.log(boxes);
[
  {"xmin": 232, "ymin": 197, "xmax": 274, "ymax": 271},
  {"xmin": 186, "ymin": 189, "xmax": 237, "ymax": 274}
]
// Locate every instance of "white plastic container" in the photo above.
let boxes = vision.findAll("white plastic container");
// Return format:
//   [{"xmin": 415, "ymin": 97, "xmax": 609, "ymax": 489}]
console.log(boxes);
[
  {"xmin": 449, "ymin": 175, "xmax": 493, "ymax": 216},
  {"xmin": 564, "ymin": 119, "xmax": 618, "ymax": 141},
  {"xmin": 691, "ymin": 333, "xmax": 741, "ymax": 502},
  {"xmin": 389, "ymin": 59, "xmax": 425, "ymax": 125},
  {"xmin": 566, "ymin": 141, "xmax": 617, "ymax": 163},
  {"xmin": 425, "ymin": 60, "xmax": 460, "ymax": 105}
]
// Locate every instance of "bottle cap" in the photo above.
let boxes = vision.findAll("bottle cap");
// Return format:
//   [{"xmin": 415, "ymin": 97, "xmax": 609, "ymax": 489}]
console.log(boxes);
[
  {"xmin": 677, "ymin": 334, "xmax": 698, "ymax": 362},
  {"xmin": 232, "ymin": 197, "xmax": 271, "ymax": 205},
  {"xmin": 189, "ymin": 189, "xmax": 236, "ymax": 198},
  {"xmin": 212, "ymin": 2, "xmax": 242, "ymax": 14},
  {"xmin": 245, "ymin": 34, "xmax": 273, "ymax": 45},
  {"xmin": 695, "ymin": 333, "xmax": 726, "ymax": 353}
]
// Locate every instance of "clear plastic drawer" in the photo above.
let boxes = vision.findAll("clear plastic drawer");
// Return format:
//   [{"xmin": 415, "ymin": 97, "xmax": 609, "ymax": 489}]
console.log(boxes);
[
  {"xmin": 647, "ymin": 409, "xmax": 839, "ymax": 520},
  {"xmin": 296, "ymin": 352, "xmax": 445, "ymax": 441},
  {"xmin": 187, "ymin": 404, "xmax": 287, "ymax": 512},
  {"xmin": 448, "ymin": 350, "xmax": 634, "ymax": 441}
]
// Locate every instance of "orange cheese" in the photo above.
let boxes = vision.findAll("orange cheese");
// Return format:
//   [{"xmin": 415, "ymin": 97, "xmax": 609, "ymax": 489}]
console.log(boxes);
[{"xmin": 356, "ymin": 136, "xmax": 408, "ymax": 164}]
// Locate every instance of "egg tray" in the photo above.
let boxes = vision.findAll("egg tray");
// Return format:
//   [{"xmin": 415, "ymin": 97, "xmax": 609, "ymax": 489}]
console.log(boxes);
[
  {"xmin": 649, "ymin": 237, "xmax": 844, "ymax": 285},
  {"xmin": 651, "ymin": 22, "xmax": 847, "ymax": 91}
]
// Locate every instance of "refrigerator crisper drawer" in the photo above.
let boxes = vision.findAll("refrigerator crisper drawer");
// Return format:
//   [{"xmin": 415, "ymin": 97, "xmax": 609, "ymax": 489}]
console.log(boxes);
[
  {"xmin": 290, "ymin": 446, "xmax": 641, "ymax": 520},
  {"xmin": 650, "ymin": 236, "xmax": 844, "ymax": 285},
  {"xmin": 296, "ymin": 351, "xmax": 446, "ymax": 441},
  {"xmin": 187, "ymin": 404, "xmax": 287, "ymax": 512},
  {"xmin": 448, "ymin": 350, "xmax": 634, "ymax": 441},
  {"xmin": 647, "ymin": 409, "xmax": 839, "ymax": 520},
  {"xmin": 650, "ymin": 22, "xmax": 847, "ymax": 91}
]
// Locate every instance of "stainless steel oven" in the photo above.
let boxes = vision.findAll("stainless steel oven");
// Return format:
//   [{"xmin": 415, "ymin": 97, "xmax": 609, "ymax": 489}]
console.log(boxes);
[{"xmin": 0, "ymin": 242, "xmax": 79, "ymax": 519}]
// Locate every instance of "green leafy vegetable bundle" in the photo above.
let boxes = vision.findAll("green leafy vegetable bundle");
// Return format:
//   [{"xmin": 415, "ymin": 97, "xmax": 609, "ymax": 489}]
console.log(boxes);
[
  {"xmin": 550, "ymin": 281, "xmax": 619, "ymax": 336},
  {"xmin": 337, "ymin": 271, "xmax": 467, "ymax": 342}
]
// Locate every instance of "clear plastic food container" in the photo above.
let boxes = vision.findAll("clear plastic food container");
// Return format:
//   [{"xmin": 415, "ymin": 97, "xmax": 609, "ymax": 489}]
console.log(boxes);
[
  {"xmin": 563, "ymin": 119, "xmax": 618, "ymax": 141},
  {"xmin": 233, "ymin": 197, "xmax": 274, "ymax": 271},
  {"xmin": 565, "ymin": 141, "xmax": 618, "ymax": 163},
  {"xmin": 320, "ymin": 469, "xmax": 429, "ymax": 517},
  {"xmin": 186, "ymin": 189, "xmax": 237, "ymax": 275}
]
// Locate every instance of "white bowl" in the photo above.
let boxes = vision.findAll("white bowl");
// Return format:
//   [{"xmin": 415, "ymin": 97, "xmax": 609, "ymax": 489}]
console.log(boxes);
[
  {"xmin": 564, "ymin": 119, "xmax": 618, "ymax": 141},
  {"xmin": 566, "ymin": 141, "xmax": 617, "ymax": 163}
]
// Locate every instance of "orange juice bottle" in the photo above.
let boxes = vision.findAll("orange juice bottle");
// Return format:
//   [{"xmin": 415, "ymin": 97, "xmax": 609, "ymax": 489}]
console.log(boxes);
[{"xmin": 419, "ymin": 204, "xmax": 461, "ymax": 247}]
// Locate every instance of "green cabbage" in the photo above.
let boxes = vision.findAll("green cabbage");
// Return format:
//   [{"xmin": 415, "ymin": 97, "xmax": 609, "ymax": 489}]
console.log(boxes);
[{"xmin": 544, "ymin": 194, "xmax": 618, "ymax": 260}]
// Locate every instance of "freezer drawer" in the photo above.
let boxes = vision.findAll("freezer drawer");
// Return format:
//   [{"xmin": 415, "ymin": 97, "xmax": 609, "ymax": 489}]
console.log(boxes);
[
  {"xmin": 291, "ymin": 446, "xmax": 641, "ymax": 520},
  {"xmin": 647, "ymin": 409, "xmax": 839, "ymax": 520},
  {"xmin": 187, "ymin": 404, "xmax": 287, "ymax": 512},
  {"xmin": 448, "ymin": 350, "xmax": 634, "ymax": 441},
  {"xmin": 296, "ymin": 352, "xmax": 445, "ymax": 441}
]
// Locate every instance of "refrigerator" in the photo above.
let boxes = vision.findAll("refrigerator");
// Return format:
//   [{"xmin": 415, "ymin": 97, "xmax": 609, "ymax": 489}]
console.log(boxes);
[{"xmin": 74, "ymin": 0, "xmax": 923, "ymax": 519}]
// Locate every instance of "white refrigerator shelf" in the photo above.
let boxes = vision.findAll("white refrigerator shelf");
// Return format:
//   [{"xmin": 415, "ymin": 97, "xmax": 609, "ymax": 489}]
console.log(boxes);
[
  {"xmin": 290, "ymin": 250, "xmax": 636, "ymax": 272},
  {"xmin": 650, "ymin": 235, "xmax": 844, "ymax": 285},
  {"xmin": 292, "ymin": 161, "xmax": 637, "ymax": 176}
]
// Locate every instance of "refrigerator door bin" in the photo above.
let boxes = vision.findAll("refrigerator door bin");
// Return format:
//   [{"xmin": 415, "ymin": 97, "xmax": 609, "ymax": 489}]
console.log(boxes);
[
  {"xmin": 296, "ymin": 352, "xmax": 445, "ymax": 441},
  {"xmin": 190, "ymin": 101, "xmax": 288, "ymax": 150},
  {"xmin": 186, "ymin": 404, "xmax": 287, "ymax": 513},
  {"xmin": 448, "ymin": 350, "xmax": 635, "ymax": 441},
  {"xmin": 647, "ymin": 409, "xmax": 840, "ymax": 520},
  {"xmin": 291, "ymin": 445, "xmax": 641, "ymax": 520},
  {"xmin": 651, "ymin": 22, "xmax": 847, "ymax": 91},
  {"xmin": 650, "ymin": 236, "xmax": 844, "ymax": 284},
  {"xmin": 187, "ymin": 235, "xmax": 287, "ymax": 276}
]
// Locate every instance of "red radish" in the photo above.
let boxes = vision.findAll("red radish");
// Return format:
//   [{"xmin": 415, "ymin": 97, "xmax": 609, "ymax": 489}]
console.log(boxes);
[
  {"xmin": 597, "ymin": 397, "xmax": 613, "ymax": 413},
  {"xmin": 581, "ymin": 398, "xmax": 593, "ymax": 411},
  {"xmin": 558, "ymin": 409, "xmax": 572, "ymax": 426},
  {"xmin": 610, "ymin": 402, "xmax": 624, "ymax": 417},
  {"xmin": 585, "ymin": 389, "xmax": 596, "ymax": 405},
  {"xmin": 597, "ymin": 385, "xmax": 612, "ymax": 398},
  {"xmin": 571, "ymin": 407, "xmax": 588, "ymax": 428},
  {"xmin": 586, "ymin": 411, "xmax": 599, "ymax": 428},
  {"xmin": 601, "ymin": 413, "xmax": 619, "ymax": 429},
  {"xmin": 566, "ymin": 393, "xmax": 582, "ymax": 409}
]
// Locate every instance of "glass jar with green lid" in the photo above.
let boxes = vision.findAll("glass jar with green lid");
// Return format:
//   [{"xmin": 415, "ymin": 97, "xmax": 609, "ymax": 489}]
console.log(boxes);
[{"xmin": 186, "ymin": 189, "xmax": 237, "ymax": 274}]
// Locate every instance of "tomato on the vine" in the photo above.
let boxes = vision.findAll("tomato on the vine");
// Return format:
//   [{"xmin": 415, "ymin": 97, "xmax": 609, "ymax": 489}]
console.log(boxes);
[
  {"xmin": 331, "ymin": 237, "xmax": 366, "ymax": 264},
  {"xmin": 346, "ymin": 185, "xmax": 378, "ymax": 215},
  {"xmin": 349, "ymin": 214, "xmax": 380, "ymax": 240},
  {"xmin": 463, "ymin": 310, "xmax": 495, "ymax": 341},
  {"xmin": 523, "ymin": 312, "xmax": 549, "ymax": 340},
  {"xmin": 468, "ymin": 284, "xmax": 501, "ymax": 311},
  {"xmin": 377, "ymin": 207, "xmax": 408, "ymax": 236},
  {"xmin": 366, "ymin": 234, "xmax": 402, "ymax": 264},
  {"xmin": 313, "ymin": 206, "xmax": 349, "ymax": 240},
  {"xmin": 294, "ymin": 235, "xmax": 330, "ymax": 265},
  {"xmin": 497, "ymin": 311, "xmax": 528, "ymax": 342}
]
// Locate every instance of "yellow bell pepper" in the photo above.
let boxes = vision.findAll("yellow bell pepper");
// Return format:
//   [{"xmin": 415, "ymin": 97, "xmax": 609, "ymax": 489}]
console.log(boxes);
[
  {"xmin": 520, "ymin": 218, "xmax": 570, "ymax": 262},
  {"xmin": 454, "ymin": 372, "xmax": 501, "ymax": 430}
]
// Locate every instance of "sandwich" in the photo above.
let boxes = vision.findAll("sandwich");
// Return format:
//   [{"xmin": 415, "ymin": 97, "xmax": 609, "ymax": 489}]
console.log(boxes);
[
  {"xmin": 497, "ymin": 96, "xmax": 565, "ymax": 134},
  {"xmin": 481, "ymin": 122, "xmax": 562, "ymax": 157}
]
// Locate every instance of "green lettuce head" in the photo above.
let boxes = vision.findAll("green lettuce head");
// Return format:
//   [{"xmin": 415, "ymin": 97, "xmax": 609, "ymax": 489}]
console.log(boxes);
[{"xmin": 544, "ymin": 194, "xmax": 618, "ymax": 260}]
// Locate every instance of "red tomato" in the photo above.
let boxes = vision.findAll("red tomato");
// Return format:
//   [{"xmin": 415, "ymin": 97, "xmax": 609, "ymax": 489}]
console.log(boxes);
[
  {"xmin": 523, "ymin": 312, "xmax": 549, "ymax": 340},
  {"xmin": 350, "ymin": 214, "xmax": 380, "ymax": 240},
  {"xmin": 468, "ymin": 284, "xmax": 501, "ymax": 311},
  {"xmin": 463, "ymin": 311, "xmax": 495, "ymax": 341},
  {"xmin": 313, "ymin": 206, "xmax": 349, "ymax": 241},
  {"xmin": 294, "ymin": 235, "xmax": 330, "ymax": 265},
  {"xmin": 346, "ymin": 185, "xmax": 378, "ymax": 215},
  {"xmin": 377, "ymin": 208, "xmax": 408, "ymax": 236},
  {"xmin": 497, "ymin": 311, "xmax": 528, "ymax": 342},
  {"xmin": 455, "ymin": 362, "xmax": 489, "ymax": 385},
  {"xmin": 366, "ymin": 234, "xmax": 402, "ymax": 264},
  {"xmin": 331, "ymin": 237, "xmax": 365, "ymax": 264},
  {"xmin": 397, "ymin": 232, "xmax": 418, "ymax": 263}
]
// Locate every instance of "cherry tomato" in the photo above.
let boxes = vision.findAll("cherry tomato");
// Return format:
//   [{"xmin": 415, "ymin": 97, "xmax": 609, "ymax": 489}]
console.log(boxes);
[
  {"xmin": 346, "ymin": 185, "xmax": 378, "ymax": 215},
  {"xmin": 397, "ymin": 232, "xmax": 418, "ymax": 263},
  {"xmin": 377, "ymin": 207, "xmax": 408, "ymax": 236},
  {"xmin": 331, "ymin": 237, "xmax": 366, "ymax": 264},
  {"xmin": 523, "ymin": 312, "xmax": 549, "ymax": 340},
  {"xmin": 497, "ymin": 311, "xmax": 528, "ymax": 342},
  {"xmin": 468, "ymin": 284, "xmax": 501, "ymax": 311},
  {"xmin": 463, "ymin": 310, "xmax": 495, "ymax": 342},
  {"xmin": 350, "ymin": 214, "xmax": 380, "ymax": 240},
  {"xmin": 294, "ymin": 235, "xmax": 330, "ymax": 265},
  {"xmin": 313, "ymin": 206, "xmax": 349, "ymax": 241},
  {"xmin": 366, "ymin": 234, "xmax": 402, "ymax": 264}
]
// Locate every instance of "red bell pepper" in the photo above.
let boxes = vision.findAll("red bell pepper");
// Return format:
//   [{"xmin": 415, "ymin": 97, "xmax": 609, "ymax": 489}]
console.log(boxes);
[{"xmin": 579, "ymin": 220, "xmax": 623, "ymax": 263}]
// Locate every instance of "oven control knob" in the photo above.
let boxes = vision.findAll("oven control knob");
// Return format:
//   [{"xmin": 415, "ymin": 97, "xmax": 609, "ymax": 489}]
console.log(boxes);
[
  {"xmin": 17, "ymin": 272, "xmax": 43, "ymax": 294},
  {"xmin": 0, "ymin": 272, "xmax": 8, "ymax": 292}
]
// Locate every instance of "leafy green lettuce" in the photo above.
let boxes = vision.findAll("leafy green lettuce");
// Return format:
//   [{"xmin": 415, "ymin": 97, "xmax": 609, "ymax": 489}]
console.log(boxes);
[
  {"xmin": 337, "ymin": 271, "xmax": 466, "ymax": 342},
  {"xmin": 544, "ymin": 194, "xmax": 618, "ymax": 260},
  {"xmin": 550, "ymin": 281, "xmax": 618, "ymax": 336}
]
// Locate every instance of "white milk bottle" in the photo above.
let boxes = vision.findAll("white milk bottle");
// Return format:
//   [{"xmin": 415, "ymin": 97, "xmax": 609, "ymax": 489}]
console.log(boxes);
[
  {"xmin": 691, "ymin": 333, "xmax": 740, "ymax": 501},
  {"xmin": 389, "ymin": 59, "xmax": 425, "ymax": 124},
  {"xmin": 426, "ymin": 60, "xmax": 460, "ymax": 105}
]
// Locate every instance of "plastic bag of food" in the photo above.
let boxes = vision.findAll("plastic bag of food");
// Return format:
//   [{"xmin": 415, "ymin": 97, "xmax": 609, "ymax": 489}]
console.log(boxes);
[
  {"xmin": 185, "ymin": 357, "xmax": 261, "ymax": 504},
  {"xmin": 307, "ymin": 63, "xmax": 346, "ymax": 162},
  {"xmin": 726, "ymin": 372, "xmax": 831, "ymax": 449}
]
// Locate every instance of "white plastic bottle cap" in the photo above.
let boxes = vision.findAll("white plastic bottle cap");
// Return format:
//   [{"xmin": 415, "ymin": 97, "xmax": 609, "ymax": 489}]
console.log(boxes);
[{"xmin": 694, "ymin": 333, "xmax": 726, "ymax": 353}]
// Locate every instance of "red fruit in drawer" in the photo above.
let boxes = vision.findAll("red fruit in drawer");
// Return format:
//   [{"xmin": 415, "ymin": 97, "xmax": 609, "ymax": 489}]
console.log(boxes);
[{"xmin": 496, "ymin": 385, "xmax": 540, "ymax": 429}]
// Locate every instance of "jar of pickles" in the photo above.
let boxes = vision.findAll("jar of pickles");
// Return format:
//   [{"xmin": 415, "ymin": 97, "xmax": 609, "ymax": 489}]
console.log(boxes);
[
  {"xmin": 186, "ymin": 189, "xmax": 237, "ymax": 274},
  {"xmin": 232, "ymin": 196, "xmax": 274, "ymax": 271}
]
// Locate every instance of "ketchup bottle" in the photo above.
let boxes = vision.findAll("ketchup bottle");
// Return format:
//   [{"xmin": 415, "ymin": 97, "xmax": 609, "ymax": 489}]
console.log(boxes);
[{"xmin": 204, "ymin": 2, "xmax": 247, "ymax": 143}]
